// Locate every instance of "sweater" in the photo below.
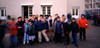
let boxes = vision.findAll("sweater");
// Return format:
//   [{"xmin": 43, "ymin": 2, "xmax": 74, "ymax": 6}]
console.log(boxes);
[
  {"xmin": 56, "ymin": 21, "xmax": 62, "ymax": 33},
  {"xmin": 78, "ymin": 18, "xmax": 89, "ymax": 29}
]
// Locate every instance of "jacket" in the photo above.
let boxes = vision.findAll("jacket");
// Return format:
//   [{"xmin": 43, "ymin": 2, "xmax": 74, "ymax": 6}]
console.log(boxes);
[
  {"xmin": 78, "ymin": 18, "xmax": 89, "ymax": 29},
  {"xmin": 6, "ymin": 22, "xmax": 17, "ymax": 35},
  {"xmin": 26, "ymin": 24, "xmax": 35, "ymax": 36},
  {"xmin": 36, "ymin": 21, "xmax": 46, "ymax": 31},
  {"xmin": 70, "ymin": 22, "xmax": 79, "ymax": 33}
]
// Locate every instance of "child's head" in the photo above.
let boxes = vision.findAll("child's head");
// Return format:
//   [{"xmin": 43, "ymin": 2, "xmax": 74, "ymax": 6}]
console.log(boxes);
[
  {"xmin": 72, "ymin": 18, "xmax": 76, "ymax": 22},
  {"xmin": 11, "ymin": 18, "xmax": 15, "ymax": 22},
  {"xmin": 49, "ymin": 16, "xmax": 52, "ymax": 20},
  {"xmin": 43, "ymin": 18, "xmax": 47, "ymax": 22},
  {"xmin": 57, "ymin": 16, "xmax": 60, "ymax": 21},
  {"xmin": 55, "ymin": 14, "xmax": 58, "ymax": 18},
  {"xmin": 34, "ymin": 17, "xmax": 38, "ymax": 21},
  {"xmin": 8, "ymin": 19, "xmax": 12, "ymax": 23},
  {"xmin": 25, "ymin": 19, "xmax": 29, "ymax": 24},
  {"xmin": 29, "ymin": 16, "xmax": 32, "ymax": 19},
  {"xmin": 29, "ymin": 20, "xmax": 33, "ymax": 24},
  {"xmin": 81, "ymin": 14, "xmax": 85, "ymax": 19},
  {"xmin": 18, "ymin": 17, "xmax": 22, "ymax": 21}
]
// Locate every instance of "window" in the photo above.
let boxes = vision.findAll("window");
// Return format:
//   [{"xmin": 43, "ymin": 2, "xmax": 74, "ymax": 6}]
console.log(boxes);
[
  {"xmin": 95, "ymin": 0, "xmax": 98, "ymax": 2},
  {"xmin": 89, "ymin": 4, "xmax": 92, "ymax": 9},
  {"xmin": 41, "ymin": 6, "xmax": 51, "ymax": 16},
  {"xmin": 95, "ymin": 3, "xmax": 98, "ymax": 8},
  {"xmin": 72, "ymin": 9, "xmax": 79, "ymax": 16},
  {"xmin": 71, "ymin": 7, "xmax": 79, "ymax": 18},
  {"xmin": 28, "ymin": 6, "xmax": 33, "ymax": 16},
  {"xmin": 0, "ymin": 8, "xmax": 6, "ymax": 17},
  {"xmin": 85, "ymin": 0, "xmax": 87, "ymax": 3},
  {"xmin": 89, "ymin": 0, "xmax": 92, "ymax": 3},
  {"xmin": 85, "ymin": 5, "xmax": 88, "ymax": 9}
]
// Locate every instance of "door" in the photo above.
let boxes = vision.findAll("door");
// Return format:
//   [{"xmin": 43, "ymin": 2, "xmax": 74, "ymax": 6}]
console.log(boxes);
[{"xmin": 0, "ymin": 8, "xmax": 6, "ymax": 20}]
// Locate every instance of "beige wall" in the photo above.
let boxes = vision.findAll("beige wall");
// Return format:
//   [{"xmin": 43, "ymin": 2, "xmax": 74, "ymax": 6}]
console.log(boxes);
[{"xmin": 0, "ymin": 0, "xmax": 85, "ymax": 21}]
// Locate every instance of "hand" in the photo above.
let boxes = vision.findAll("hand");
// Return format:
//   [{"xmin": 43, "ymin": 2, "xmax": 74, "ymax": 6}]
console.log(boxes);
[
  {"xmin": 18, "ymin": 26, "xmax": 22, "ymax": 29},
  {"xmin": 86, "ymin": 29, "xmax": 88, "ymax": 30},
  {"xmin": 44, "ymin": 29, "xmax": 47, "ymax": 32},
  {"xmin": 66, "ymin": 32, "xmax": 68, "ymax": 34}
]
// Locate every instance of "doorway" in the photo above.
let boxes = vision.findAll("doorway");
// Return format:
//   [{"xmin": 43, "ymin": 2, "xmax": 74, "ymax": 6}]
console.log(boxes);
[{"xmin": 21, "ymin": 6, "xmax": 33, "ymax": 19}]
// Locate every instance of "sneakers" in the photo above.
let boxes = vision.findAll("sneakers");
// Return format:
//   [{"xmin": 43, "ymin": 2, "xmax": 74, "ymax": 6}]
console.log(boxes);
[
  {"xmin": 75, "ymin": 44, "xmax": 79, "ymax": 47},
  {"xmin": 64, "ymin": 43, "xmax": 69, "ymax": 45},
  {"xmin": 23, "ymin": 42, "xmax": 25, "ymax": 44},
  {"xmin": 27, "ymin": 41, "xmax": 29, "ymax": 44}
]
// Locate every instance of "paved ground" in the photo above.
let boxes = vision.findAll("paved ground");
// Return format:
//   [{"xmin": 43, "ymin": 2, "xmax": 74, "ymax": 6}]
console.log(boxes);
[{"xmin": 3, "ymin": 20, "xmax": 100, "ymax": 48}]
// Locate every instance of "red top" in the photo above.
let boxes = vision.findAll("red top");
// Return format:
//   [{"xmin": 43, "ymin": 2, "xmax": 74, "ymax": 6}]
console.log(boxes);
[
  {"xmin": 7, "ymin": 22, "xmax": 17, "ymax": 35},
  {"xmin": 78, "ymin": 18, "xmax": 89, "ymax": 29}
]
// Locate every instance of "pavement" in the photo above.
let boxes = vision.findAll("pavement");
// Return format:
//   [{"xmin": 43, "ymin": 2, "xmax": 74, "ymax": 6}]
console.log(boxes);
[{"xmin": 2, "ymin": 20, "xmax": 100, "ymax": 48}]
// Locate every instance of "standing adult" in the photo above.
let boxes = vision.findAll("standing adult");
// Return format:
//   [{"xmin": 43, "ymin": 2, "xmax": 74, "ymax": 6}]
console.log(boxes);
[{"xmin": 93, "ymin": 13, "xmax": 97, "ymax": 26}]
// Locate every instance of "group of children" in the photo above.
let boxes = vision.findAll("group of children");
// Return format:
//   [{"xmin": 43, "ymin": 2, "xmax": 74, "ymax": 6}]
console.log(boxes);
[{"xmin": 0, "ymin": 13, "xmax": 89, "ymax": 48}]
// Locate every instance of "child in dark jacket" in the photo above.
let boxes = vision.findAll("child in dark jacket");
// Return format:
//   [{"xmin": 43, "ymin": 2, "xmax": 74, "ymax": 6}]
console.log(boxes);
[
  {"xmin": 53, "ymin": 16, "xmax": 63, "ymax": 44},
  {"xmin": 26, "ymin": 20, "xmax": 35, "ymax": 46},
  {"xmin": 36, "ymin": 17, "xmax": 49, "ymax": 43},
  {"xmin": 70, "ymin": 18, "xmax": 79, "ymax": 47}
]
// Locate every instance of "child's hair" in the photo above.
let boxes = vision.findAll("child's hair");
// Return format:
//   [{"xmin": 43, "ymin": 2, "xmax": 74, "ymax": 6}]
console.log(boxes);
[
  {"xmin": 25, "ymin": 18, "xmax": 29, "ymax": 21},
  {"xmin": 57, "ymin": 16, "xmax": 60, "ymax": 19},
  {"xmin": 12, "ymin": 18, "xmax": 15, "ymax": 21},
  {"xmin": 29, "ymin": 20, "xmax": 33, "ymax": 23},
  {"xmin": 71, "ymin": 18, "xmax": 76, "ymax": 20},
  {"xmin": 55, "ymin": 14, "xmax": 58, "ymax": 16}
]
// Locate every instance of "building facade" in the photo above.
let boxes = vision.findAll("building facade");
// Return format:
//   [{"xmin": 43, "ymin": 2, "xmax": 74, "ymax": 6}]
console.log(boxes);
[
  {"xmin": 85, "ymin": 0, "xmax": 100, "ymax": 15},
  {"xmin": 0, "ymin": 0, "xmax": 85, "ymax": 21}
]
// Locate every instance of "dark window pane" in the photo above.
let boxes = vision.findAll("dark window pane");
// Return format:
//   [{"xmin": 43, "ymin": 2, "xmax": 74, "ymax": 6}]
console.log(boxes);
[
  {"xmin": 76, "ymin": 9, "xmax": 78, "ymax": 15},
  {"xmin": 1, "ymin": 10, "xmax": 4, "ymax": 16},
  {"xmin": 72, "ymin": 9, "xmax": 75, "ymax": 15}
]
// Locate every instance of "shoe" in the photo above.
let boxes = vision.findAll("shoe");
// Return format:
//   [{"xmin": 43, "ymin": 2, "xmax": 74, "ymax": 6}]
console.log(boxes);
[
  {"xmin": 84, "ymin": 39, "xmax": 87, "ymax": 42},
  {"xmin": 64, "ymin": 43, "xmax": 69, "ymax": 45},
  {"xmin": 75, "ymin": 44, "xmax": 79, "ymax": 47},
  {"xmin": 72, "ymin": 42, "xmax": 75, "ymax": 44},
  {"xmin": 80, "ymin": 39, "xmax": 82, "ymax": 41},
  {"xmin": 27, "ymin": 41, "xmax": 29, "ymax": 44},
  {"xmin": 23, "ymin": 42, "xmax": 25, "ymax": 44}
]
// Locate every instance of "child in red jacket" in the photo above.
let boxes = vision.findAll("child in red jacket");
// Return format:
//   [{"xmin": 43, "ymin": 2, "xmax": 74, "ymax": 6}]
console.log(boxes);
[
  {"xmin": 78, "ymin": 14, "xmax": 89, "ymax": 41},
  {"xmin": 6, "ymin": 18, "xmax": 18, "ymax": 48}
]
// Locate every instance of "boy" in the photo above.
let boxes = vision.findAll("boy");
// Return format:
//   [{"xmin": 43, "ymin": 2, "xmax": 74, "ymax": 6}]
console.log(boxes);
[
  {"xmin": 26, "ymin": 20, "xmax": 35, "ymax": 46},
  {"xmin": 48, "ymin": 16, "xmax": 54, "ymax": 41},
  {"xmin": 16, "ymin": 17, "xmax": 24, "ymax": 43},
  {"xmin": 78, "ymin": 14, "xmax": 89, "ymax": 41},
  {"xmin": 53, "ymin": 16, "xmax": 63, "ymax": 44},
  {"xmin": 6, "ymin": 18, "xmax": 18, "ymax": 48},
  {"xmin": 70, "ymin": 18, "xmax": 79, "ymax": 47},
  {"xmin": 23, "ymin": 19, "xmax": 29, "ymax": 44},
  {"xmin": 36, "ymin": 17, "xmax": 49, "ymax": 43},
  {"xmin": 0, "ymin": 20, "xmax": 6, "ymax": 48}
]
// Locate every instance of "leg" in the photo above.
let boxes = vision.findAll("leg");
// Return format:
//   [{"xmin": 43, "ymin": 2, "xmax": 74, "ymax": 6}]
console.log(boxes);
[
  {"xmin": 59, "ymin": 33, "xmax": 62, "ymax": 43},
  {"xmin": 74, "ymin": 33, "xmax": 78, "ymax": 44},
  {"xmin": 42, "ymin": 30, "xmax": 49, "ymax": 42},
  {"xmin": 55, "ymin": 33, "xmax": 58, "ymax": 43},
  {"xmin": 38, "ymin": 31, "xmax": 42, "ymax": 42},
  {"xmin": 83, "ymin": 28, "xmax": 86, "ymax": 40},
  {"xmin": 66, "ymin": 33, "xmax": 69, "ymax": 44},
  {"xmin": 79, "ymin": 27, "xmax": 83, "ymax": 40},
  {"xmin": 72, "ymin": 33, "xmax": 75, "ymax": 43},
  {"xmin": 0, "ymin": 38, "xmax": 4, "ymax": 48},
  {"xmin": 26, "ymin": 34, "xmax": 29, "ymax": 43},
  {"xmin": 23, "ymin": 33, "xmax": 26, "ymax": 43},
  {"xmin": 10, "ymin": 35, "xmax": 15, "ymax": 46}
]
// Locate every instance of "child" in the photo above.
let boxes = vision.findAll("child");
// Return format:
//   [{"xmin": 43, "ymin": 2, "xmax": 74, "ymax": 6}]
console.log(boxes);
[
  {"xmin": 36, "ymin": 17, "xmax": 49, "ymax": 43},
  {"xmin": 16, "ymin": 17, "xmax": 24, "ymax": 43},
  {"xmin": 78, "ymin": 14, "xmax": 89, "ymax": 41},
  {"xmin": 48, "ymin": 16, "xmax": 54, "ymax": 41},
  {"xmin": 26, "ymin": 20, "xmax": 35, "ymax": 46},
  {"xmin": 6, "ymin": 18, "xmax": 18, "ymax": 48},
  {"xmin": 70, "ymin": 18, "xmax": 79, "ymax": 47},
  {"xmin": 53, "ymin": 16, "xmax": 63, "ymax": 44},
  {"xmin": 23, "ymin": 19, "xmax": 29, "ymax": 44}
]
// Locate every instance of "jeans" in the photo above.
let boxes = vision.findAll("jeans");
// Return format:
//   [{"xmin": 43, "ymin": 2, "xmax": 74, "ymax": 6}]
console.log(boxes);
[
  {"xmin": 10, "ymin": 35, "xmax": 18, "ymax": 46},
  {"xmin": 72, "ymin": 33, "xmax": 78, "ymax": 44},
  {"xmin": 23, "ymin": 33, "xmax": 29, "ymax": 42}
]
